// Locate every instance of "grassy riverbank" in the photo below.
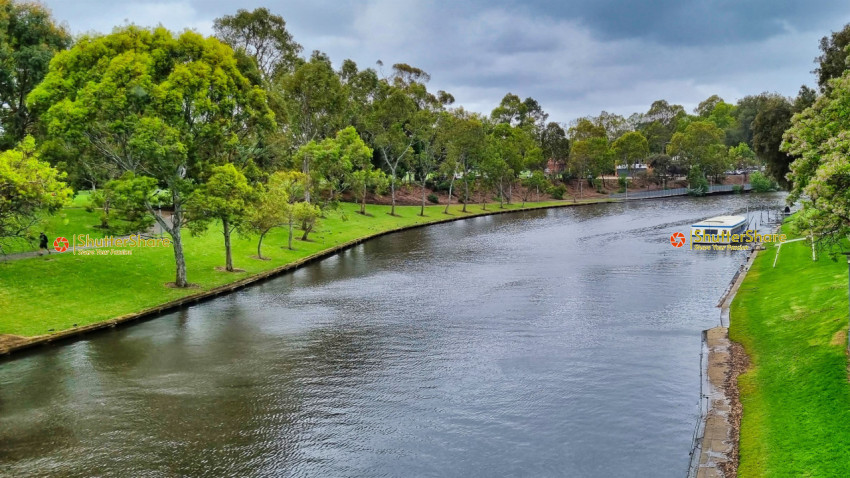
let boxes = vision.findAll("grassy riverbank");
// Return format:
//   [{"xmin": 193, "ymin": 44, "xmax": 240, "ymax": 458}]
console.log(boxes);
[
  {"xmin": 730, "ymin": 223, "xmax": 850, "ymax": 476},
  {"xmin": 0, "ymin": 199, "xmax": 597, "ymax": 339}
]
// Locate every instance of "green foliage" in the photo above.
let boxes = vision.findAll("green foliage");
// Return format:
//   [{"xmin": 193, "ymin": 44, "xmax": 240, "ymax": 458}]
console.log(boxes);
[
  {"xmin": 815, "ymin": 23, "xmax": 850, "ymax": 92},
  {"xmin": 28, "ymin": 26, "xmax": 275, "ymax": 285},
  {"xmin": 611, "ymin": 131, "xmax": 649, "ymax": 172},
  {"xmin": 293, "ymin": 201, "xmax": 321, "ymax": 241},
  {"xmin": 297, "ymin": 126, "xmax": 372, "ymax": 205},
  {"xmin": 0, "ymin": 136, "xmax": 71, "ymax": 248},
  {"xmin": 213, "ymin": 7, "xmax": 303, "ymax": 81},
  {"xmin": 783, "ymin": 71, "xmax": 850, "ymax": 242},
  {"xmin": 748, "ymin": 171, "xmax": 776, "ymax": 193},
  {"xmin": 547, "ymin": 184, "xmax": 567, "ymax": 200},
  {"xmin": 0, "ymin": 1, "xmax": 71, "ymax": 148},
  {"xmin": 752, "ymin": 95, "xmax": 794, "ymax": 187},
  {"xmin": 427, "ymin": 193, "xmax": 439, "ymax": 204},
  {"xmin": 686, "ymin": 165, "xmax": 709, "ymax": 196}
]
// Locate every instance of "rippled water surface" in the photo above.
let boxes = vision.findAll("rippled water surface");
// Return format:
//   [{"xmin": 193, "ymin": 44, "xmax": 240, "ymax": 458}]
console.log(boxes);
[{"xmin": 0, "ymin": 195, "xmax": 783, "ymax": 477}]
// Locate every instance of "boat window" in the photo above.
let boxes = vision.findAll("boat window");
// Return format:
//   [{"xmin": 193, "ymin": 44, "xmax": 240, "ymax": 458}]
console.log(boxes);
[{"xmin": 705, "ymin": 229, "xmax": 718, "ymax": 235}]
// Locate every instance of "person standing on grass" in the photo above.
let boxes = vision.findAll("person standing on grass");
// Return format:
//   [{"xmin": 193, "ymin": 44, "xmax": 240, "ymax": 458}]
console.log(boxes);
[{"xmin": 39, "ymin": 232, "xmax": 50, "ymax": 255}]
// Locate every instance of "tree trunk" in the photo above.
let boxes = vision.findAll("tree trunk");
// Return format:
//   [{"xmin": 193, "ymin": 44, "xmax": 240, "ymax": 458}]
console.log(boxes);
[
  {"xmin": 170, "ymin": 208, "xmax": 188, "ymax": 287},
  {"xmin": 420, "ymin": 178, "xmax": 427, "ymax": 216},
  {"xmin": 445, "ymin": 176, "xmax": 455, "ymax": 214},
  {"xmin": 507, "ymin": 182, "xmax": 512, "ymax": 204},
  {"xmin": 301, "ymin": 223, "xmax": 312, "ymax": 241},
  {"xmin": 257, "ymin": 230, "xmax": 267, "ymax": 260},
  {"xmin": 303, "ymin": 156, "xmax": 311, "ymax": 203},
  {"xmin": 223, "ymin": 217, "xmax": 233, "ymax": 272},
  {"xmin": 390, "ymin": 172, "xmax": 396, "ymax": 216},
  {"xmin": 499, "ymin": 180, "xmax": 504, "ymax": 208},
  {"xmin": 463, "ymin": 179, "xmax": 469, "ymax": 212},
  {"xmin": 287, "ymin": 216, "xmax": 294, "ymax": 250},
  {"xmin": 361, "ymin": 184, "xmax": 367, "ymax": 214}
]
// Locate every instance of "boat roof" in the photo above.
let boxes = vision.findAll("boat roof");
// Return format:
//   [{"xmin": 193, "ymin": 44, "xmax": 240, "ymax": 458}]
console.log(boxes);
[{"xmin": 691, "ymin": 215, "xmax": 746, "ymax": 228}]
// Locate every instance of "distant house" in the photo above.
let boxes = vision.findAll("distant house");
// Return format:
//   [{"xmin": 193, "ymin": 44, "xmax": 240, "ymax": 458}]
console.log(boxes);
[{"xmin": 545, "ymin": 158, "xmax": 566, "ymax": 175}]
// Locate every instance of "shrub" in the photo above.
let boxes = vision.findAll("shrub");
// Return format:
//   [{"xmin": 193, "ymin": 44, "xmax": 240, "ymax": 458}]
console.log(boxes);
[
  {"xmin": 592, "ymin": 178, "xmax": 603, "ymax": 193},
  {"xmin": 732, "ymin": 185, "xmax": 744, "ymax": 194},
  {"xmin": 427, "ymin": 193, "xmax": 440, "ymax": 204},
  {"xmin": 687, "ymin": 166, "xmax": 709, "ymax": 196},
  {"xmin": 548, "ymin": 184, "xmax": 567, "ymax": 200},
  {"xmin": 750, "ymin": 171, "xmax": 777, "ymax": 193}
]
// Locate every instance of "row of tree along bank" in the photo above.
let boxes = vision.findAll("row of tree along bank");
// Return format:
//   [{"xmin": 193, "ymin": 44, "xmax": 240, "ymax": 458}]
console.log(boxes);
[{"xmin": 0, "ymin": 3, "xmax": 846, "ymax": 288}]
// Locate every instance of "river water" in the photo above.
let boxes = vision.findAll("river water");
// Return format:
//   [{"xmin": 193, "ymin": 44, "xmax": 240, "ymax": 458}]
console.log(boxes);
[{"xmin": 0, "ymin": 194, "xmax": 783, "ymax": 477}]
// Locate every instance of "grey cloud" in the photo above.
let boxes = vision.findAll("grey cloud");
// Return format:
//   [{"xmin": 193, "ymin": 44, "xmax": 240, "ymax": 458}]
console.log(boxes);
[{"xmin": 38, "ymin": 0, "xmax": 850, "ymax": 122}]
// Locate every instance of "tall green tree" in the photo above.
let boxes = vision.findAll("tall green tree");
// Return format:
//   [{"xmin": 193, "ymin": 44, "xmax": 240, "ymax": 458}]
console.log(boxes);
[
  {"xmin": 611, "ymin": 131, "xmax": 649, "ymax": 178},
  {"xmin": 814, "ymin": 23, "xmax": 850, "ymax": 92},
  {"xmin": 28, "ymin": 27, "xmax": 275, "ymax": 287},
  {"xmin": 0, "ymin": 135, "xmax": 70, "ymax": 252},
  {"xmin": 784, "ymin": 72, "xmax": 850, "ymax": 243},
  {"xmin": 668, "ymin": 121, "xmax": 728, "ymax": 181},
  {"xmin": 0, "ymin": 0, "xmax": 71, "ymax": 149},
  {"xmin": 188, "ymin": 164, "xmax": 255, "ymax": 272},
  {"xmin": 213, "ymin": 7, "xmax": 303, "ymax": 82},
  {"xmin": 752, "ymin": 96, "xmax": 794, "ymax": 187},
  {"xmin": 440, "ymin": 108, "xmax": 485, "ymax": 213}
]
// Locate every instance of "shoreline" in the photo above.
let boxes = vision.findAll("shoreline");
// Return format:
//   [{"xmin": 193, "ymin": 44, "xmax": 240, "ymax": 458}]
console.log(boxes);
[
  {"xmin": 0, "ymin": 199, "xmax": 613, "ymax": 359},
  {"xmin": 688, "ymin": 240, "xmax": 763, "ymax": 477}
]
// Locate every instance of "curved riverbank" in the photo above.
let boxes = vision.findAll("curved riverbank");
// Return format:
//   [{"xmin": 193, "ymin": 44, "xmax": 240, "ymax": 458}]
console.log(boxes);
[{"xmin": 0, "ymin": 199, "xmax": 609, "ymax": 358}]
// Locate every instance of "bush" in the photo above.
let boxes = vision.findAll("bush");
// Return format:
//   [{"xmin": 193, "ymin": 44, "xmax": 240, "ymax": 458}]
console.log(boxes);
[
  {"xmin": 592, "ymin": 178, "xmax": 603, "ymax": 193},
  {"xmin": 687, "ymin": 166, "xmax": 709, "ymax": 196},
  {"xmin": 750, "ymin": 171, "xmax": 777, "ymax": 193},
  {"xmin": 732, "ymin": 185, "xmax": 744, "ymax": 194},
  {"xmin": 427, "ymin": 193, "xmax": 440, "ymax": 204},
  {"xmin": 548, "ymin": 184, "xmax": 567, "ymax": 200}
]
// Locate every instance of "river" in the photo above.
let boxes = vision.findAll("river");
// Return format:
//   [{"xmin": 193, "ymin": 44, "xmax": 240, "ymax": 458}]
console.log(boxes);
[{"xmin": 0, "ymin": 194, "xmax": 783, "ymax": 477}]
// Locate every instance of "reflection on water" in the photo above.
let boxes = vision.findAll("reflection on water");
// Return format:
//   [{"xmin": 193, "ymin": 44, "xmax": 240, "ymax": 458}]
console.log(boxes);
[{"xmin": 0, "ymin": 194, "xmax": 784, "ymax": 477}]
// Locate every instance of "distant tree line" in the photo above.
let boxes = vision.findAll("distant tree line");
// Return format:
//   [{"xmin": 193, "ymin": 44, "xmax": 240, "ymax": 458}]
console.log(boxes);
[{"xmin": 1, "ymin": 2, "xmax": 848, "ymax": 281}]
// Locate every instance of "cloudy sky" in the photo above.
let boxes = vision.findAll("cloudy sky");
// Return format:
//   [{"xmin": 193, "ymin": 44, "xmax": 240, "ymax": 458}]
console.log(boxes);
[{"xmin": 40, "ymin": 0, "xmax": 850, "ymax": 124}]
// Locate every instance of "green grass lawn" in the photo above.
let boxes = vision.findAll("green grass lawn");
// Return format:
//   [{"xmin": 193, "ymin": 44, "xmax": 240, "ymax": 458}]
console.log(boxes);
[
  {"xmin": 0, "ymin": 199, "xmax": 593, "ymax": 337},
  {"xmin": 731, "ymin": 223, "xmax": 850, "ymax": 476}
]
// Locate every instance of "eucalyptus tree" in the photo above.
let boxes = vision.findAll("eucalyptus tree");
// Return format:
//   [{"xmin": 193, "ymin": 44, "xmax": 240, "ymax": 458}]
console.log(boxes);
[
  {"xmin": 213, "ymin": 7, "xmax": 303, "ymax": 82},
  {"xmin": 611, "ymin": 131, "xmax": 649, "ymax": 178},
  {"xmin": 187, "ymin": 164, "xmax": 256, "ymax": 272},
  {"xmin": 667, "ymin": 121, "xmax": 727, "ymax": 178},
  {"xmin": 28, "ymin": 27, "xmax": 275, "ymax": 287},
  {"xmin": 361, "ymin": 63, "xmax": 438, "ymax": 215},
  {"xmin": 439, "ymin": 108, "xmax": 486, "ymax": 213},
  {"xmin": 0, "ymin": 0, "xmax": 71, "ymax": 149}
]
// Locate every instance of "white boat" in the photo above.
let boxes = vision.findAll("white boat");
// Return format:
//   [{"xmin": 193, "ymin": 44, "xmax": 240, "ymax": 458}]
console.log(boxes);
[{"xmin": 690, "ymin": 215, "xmax": 747, "ymax": 244}]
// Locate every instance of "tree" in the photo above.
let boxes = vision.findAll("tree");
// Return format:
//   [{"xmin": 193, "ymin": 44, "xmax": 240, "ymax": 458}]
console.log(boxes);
[
  {"xmin": 275, "ymin": 52, "xmax": 347, "ymax": 189},
  {"xmin": 540, "ymin": 122, "xmax": 569, "ymax": 177},
  {"xmin": 351, "ymin": 168, "xmax": 387, "ymax": 215},
  {"xmin": 297, "ymin": 126, "xmax": 371, "ymax": 206},
  {"xmin": 752, "ymin": 96, "xmax": 794, "ymax": 187},
  {"xmin": 361, "ymin": 78, "xmax": 418, "ymax": 216},
  {"xmin": 611, "ymin": 131, "xmax": 649, "ymax": 178},
  {"xmin": 592, "ymin": 111, "xmax": 631, "ymax": 141},
  {"xmin": 784, "ymin": 71, "xmax": 850, "ymax": 243},
  {"xmin": 0, "ymin": 1, "xmax": 71, "ymax": 149},
  {"xmin": 687, "ymin": 165, "xmax": 709, "ymax": 195},
  {"xmin": 490, "ymin": 93, "xmax": 548, "ymax": 130},
  {"xmin": 188, "ymin": 164, "xmax": 255, "ymax": 272},
  {"xmin": 293, "ymin": 201, "xmax": 320, "ymax": 241},
  {"xmin": 29, "ymin": 27, "xmax": 275, "ymax": 287},
  {"xmin": 814, "ymin": 23, "xmax": 850, "ymax": 92},
  {"xmin": 647, "ymin": 154, "xmax": 675, "ymax": 189},
  {"xmin": 668, "ymin": 121, "xmax": 727, "ymax": 180},
  {"xmin": 438, "ymin": 109, "xmax": 485, "ymax": 213},
  {"xmin": 213, "ymin": 7, "xmax": 303, "ymax": 82},
  {"xmin": 246, "ymin": 170, "xmax": 307, "ymax": 257},
  {"xmin": 522, "ymin": 170, "xmax": 549, "ymax": 204},
  {"xmin": 412, "ymin": 110, "xmax": 445, "ymax": 216},
  {"xmin": 638, "ymin": 100, "xmax": 686, "ymax": 153},
  {"xmin": 727, "ymin": 142, "xmax": 758, "ymax": 175},
  {"xmin": 569, "ymin": 137, "xmax": 608, "ymax": 197},
  {"xmin": 0, "ymin": 136, "xmax": 70, "ymax": 252}
]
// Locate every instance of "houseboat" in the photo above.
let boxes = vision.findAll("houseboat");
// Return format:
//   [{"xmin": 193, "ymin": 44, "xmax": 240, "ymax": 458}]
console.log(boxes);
[{"xmin": 690, "ymin": 215, "xmax": 747, "ymax": 244}]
